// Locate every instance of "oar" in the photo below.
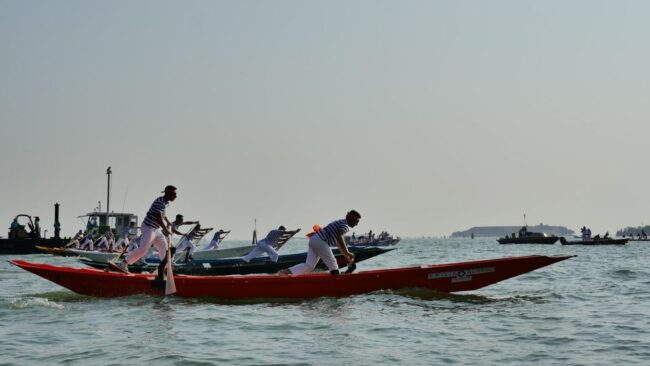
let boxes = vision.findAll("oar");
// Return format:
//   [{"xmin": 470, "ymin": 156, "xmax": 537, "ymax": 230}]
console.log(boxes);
[
  {"xmin": 171, "ymin": 224, "xmax": 198, "ymax": 263},
  {"xmin": 115, "ymin": 242, "xmax": 129, "ymax": 261},
  {"xmin": 165, "ymin": 234, "xmax": 176, "ymax": 295}
]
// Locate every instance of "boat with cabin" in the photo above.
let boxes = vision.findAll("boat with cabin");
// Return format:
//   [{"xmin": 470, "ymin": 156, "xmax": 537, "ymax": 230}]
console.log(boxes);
[
  {"xmin": 497, "ymin": 226, "xmax": 559, "ymax": 245},
  {"xmin": 346, "ymin": 230, "xmax": 400, "ymax": 246}
]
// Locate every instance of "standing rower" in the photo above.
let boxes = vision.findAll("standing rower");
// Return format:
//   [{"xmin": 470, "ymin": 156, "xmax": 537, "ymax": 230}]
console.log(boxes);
[
  {"xmin": 279, "ymin": 210, "xmax": 359, "ymax": 275},
  {"xmin": 203, "ymin": 229, "xmax": 231, "ymax": 250},
  {"xmin": 240, "ymin": 226, "xmax": 299, "ymax": 264},
  {"xmin": 109, "ymin": 185, "xmax": 177, "ymax": 273}
]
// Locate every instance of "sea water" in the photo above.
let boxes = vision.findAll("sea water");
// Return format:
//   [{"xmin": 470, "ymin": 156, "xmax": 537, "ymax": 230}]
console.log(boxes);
[{"xmin": 2, "ymin": 238, "xmax": 650, "ymax": 365}]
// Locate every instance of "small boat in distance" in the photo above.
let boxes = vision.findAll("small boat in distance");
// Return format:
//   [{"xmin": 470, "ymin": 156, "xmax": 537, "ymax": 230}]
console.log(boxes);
[
  {"xmin": 559, "ymin": 237, "xmax": 628, "ymax": 246},
  {"xmin": 346, "ymin": 230, "xmax": 400, "ymax": 246},
  {"xmin": 497, "ymin": 226, "xmax": 559, "ymax": 245}
]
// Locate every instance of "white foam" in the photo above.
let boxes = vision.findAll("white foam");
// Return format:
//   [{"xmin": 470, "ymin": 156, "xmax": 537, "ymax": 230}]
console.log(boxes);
[{"xmin": 9, "ymin": 297, "xmax": 65, "ymax": 310}]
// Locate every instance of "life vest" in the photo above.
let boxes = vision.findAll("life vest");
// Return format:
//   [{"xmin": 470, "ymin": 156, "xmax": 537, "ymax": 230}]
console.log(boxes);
[{"xmin": 306, "ymin": 225, "xmax": 321, "ymax": 238}]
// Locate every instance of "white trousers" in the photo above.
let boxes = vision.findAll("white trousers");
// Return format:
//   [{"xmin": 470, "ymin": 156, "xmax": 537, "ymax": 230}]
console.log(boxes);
[
  {"xmin": 80, "ymin": 238, "xmax": 93, "ymax": 251},
  {"xmin": 125, "ymin": 225, "xmax": 167, "ymax": 264},
  {"xmin": 95, "ymin": 237, "xmax": 109, "ymax": 251},
  {"xmin": 241, "ymin": 239, "xmax": 279, "ymax": 263},
  {"xmin": 288, "ymin": 235, "xmax": 338, "ymax": 275},
  {"xmin": 176, "ymin": 238, "xmax": 196, "ymax": 256},
  {"xmin": 203, "ymin": 239, "xmax": 221, "ymax": 251},
  {"xmin": 114, "ymin": 237, "xmax": 129, "ymax": 251}
]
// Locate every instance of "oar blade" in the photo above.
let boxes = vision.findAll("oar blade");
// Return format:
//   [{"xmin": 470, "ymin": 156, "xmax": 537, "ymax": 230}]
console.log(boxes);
[{"xmin": 165, "ymin": 236, "xmax": 176, "ymax": 295}]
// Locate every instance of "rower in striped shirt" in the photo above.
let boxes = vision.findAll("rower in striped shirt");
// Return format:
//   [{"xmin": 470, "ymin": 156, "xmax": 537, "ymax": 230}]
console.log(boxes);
[
  {"xmin": 279, "ymin": 210, "xmax": 360, "ymax": 275},
  {"xmin": 109, "ymin": 185, "xmax": 177, "ymax": 273}
]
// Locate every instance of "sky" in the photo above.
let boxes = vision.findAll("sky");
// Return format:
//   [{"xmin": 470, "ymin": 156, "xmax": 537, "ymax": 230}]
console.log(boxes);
[{"xmin": 1, "ymin": 0, "xmax": 649, "ymax": 239}]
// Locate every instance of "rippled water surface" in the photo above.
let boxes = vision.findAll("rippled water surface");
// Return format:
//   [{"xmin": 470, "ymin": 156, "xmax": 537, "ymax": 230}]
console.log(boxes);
[{"xmin": 2, "ymin": 238, "xmax": 650, "ymax": 365}]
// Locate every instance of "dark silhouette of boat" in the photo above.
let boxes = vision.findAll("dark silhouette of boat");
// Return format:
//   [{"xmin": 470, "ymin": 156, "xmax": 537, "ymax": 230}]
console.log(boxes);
[
  {"xmin": 559, "ymin": 237, "xmax": 628, "ymax": 245},
  {"xmin": 497, "ymin": 226, "xmax": 559, "ymax": 244},
  {"xmin": 0, "ymin": 206, "xmax": 67, "ymax": 254},
  {"xmin": 346, "ymin": 230, "xmax": 400, "ymax": 246}
]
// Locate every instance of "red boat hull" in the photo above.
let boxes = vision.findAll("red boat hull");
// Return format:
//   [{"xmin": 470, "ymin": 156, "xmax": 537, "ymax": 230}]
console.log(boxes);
[{"xmin": 10, "ymin": 255, "xmax": 571, "ymax": 299}]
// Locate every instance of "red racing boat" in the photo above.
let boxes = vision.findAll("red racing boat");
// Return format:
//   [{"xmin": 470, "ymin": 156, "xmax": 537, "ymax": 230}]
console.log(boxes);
[{"xmin": 10, "ymin": 255, "xmax": 571, "ymax": 299}]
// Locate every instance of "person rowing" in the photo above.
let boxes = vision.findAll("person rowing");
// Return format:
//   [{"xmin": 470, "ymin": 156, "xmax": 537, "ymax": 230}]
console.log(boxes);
[
  {"xmin": 108, "ymin": 185, "xmax": 177, "ymax": 274},
  {"xmin": 64, "ymin": 230, "xmax": 85, "ymax": 248},
  {"xmin": 278, "ymin": 210, "xmax": 360, "ymax": 275},
  {"xmin": 175, "ymin": 224, "xmax": 212, "ymax": 262},
  {"xmin": 171, "ymin": 214, "xmax": 198, "ymax": 235},
  {"xmin": 94, "ymin": 230, "xmax": 115, "ymax": 252},
  {"xmin": 112, "ymin": 222, "xmax": 136, "ymax": 252},
  {"xmin": 79, "ymin": 229, "xmax": 99, "ymax": 251},
  {"xmin": 203, "ymin": 229, "xmax": 231, "ymax": 250},
  {"xmin": 240, "ymin": 226, "xmax": 300, "ymax": 264}
]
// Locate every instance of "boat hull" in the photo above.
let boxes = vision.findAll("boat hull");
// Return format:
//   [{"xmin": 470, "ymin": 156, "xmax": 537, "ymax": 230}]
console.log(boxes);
[
  {"xmin": 10, "ymin": 255, "xmax": 572, "ymax": 299},
  {"xmin": 78, "ymin": 247, "xmax": 394, "ymax": 275},
  {"xmin": 190, "ymin": 246, "xmax": 255, "ymax": 260},
  {"xmin": 0, "ymin": 238, "xmax": 68, "ymax": 255},
  {"xmin": 348, "ymin": 238, "xmax": 401, "ymax": 247},
  {"xmin": 35, "ymin": 246, "xmax": 78, "ymax": 257},
  {"xmin": 68, "ymin": 244, "xmax": 258, "ymax": 264},
  {"xmin": 497, "ymin": 236, "xmax": 559, "ymax": 245},
  {"xmin": 559, "ymin": 237, "xmax": 628, "ymax": 245}
]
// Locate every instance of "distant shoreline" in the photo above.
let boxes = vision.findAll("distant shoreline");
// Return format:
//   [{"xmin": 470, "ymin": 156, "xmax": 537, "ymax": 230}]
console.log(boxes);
[{"xmin": 451, "ymin": 225, "xmax": 574, "ymax": 238}]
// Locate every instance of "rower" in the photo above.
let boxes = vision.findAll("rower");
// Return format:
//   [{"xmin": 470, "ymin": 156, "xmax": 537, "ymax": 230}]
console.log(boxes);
[
  {"xmin": 113, "ymin": 222, "xmax": 136, "ymax": 252},
  {"xmin": 175, "ymin": 224, "xmax": 212, "ymax": 262},
  {"xmin": 278, "ymin": 210, "xmax": 359, "ymax": 275},
  {"xmin": 79, "ymin": 229, "xmax": 99, "ymax": 250},
  {"xmin": 65, "ymin": 230, "xmax": 85, "ymax": 248},
  {"xmin": 94, "ymin": 230, "xmax": 115, "ymax": 252},
  {"xmin": 240, "ymin": 226, "xmax": 300, "ymax": 264},
  {"xmin": 203, "ymin": 229, "xmax": 231, "ymax": 250},
  {"xmin": 171, "ymin": 214, "xmax": 198, "ymax": 235},
  {"xmin": 109, "ymin": 185, "xmax": 177, "ymax": 274}
]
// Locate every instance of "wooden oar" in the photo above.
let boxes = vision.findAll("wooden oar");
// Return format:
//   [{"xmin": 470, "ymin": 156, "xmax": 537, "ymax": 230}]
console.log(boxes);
[{"xmin": 165, "ymin": 234, "xmax": 176, "ymax": 295}]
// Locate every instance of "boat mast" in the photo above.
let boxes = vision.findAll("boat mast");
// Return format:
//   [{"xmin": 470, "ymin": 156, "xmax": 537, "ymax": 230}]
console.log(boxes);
[{"xmin": 106, "ymin": 167, "xmax": 112, "ymax": 217}]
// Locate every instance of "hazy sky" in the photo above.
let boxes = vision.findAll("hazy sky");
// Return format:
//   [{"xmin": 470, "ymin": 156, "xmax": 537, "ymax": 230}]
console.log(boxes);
[{"xmin": 2, "ymin": 1, "xmax": 649, "ymax": 239}]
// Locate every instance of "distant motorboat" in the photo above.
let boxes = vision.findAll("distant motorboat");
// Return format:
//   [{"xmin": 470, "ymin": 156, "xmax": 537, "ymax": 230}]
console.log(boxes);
[
  {"xmin": 346, "ymin": 231, "xmax": 400, "ymax": 246},
  {"xmin": 497, "ymin": 226, "xmax": 559, "ymax": 245}
]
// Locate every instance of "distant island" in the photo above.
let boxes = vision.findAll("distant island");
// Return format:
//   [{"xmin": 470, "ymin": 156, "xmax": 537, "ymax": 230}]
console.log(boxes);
[{"xmin": 450, "ymin": 224, "xmax": 575, "ymax": 238}]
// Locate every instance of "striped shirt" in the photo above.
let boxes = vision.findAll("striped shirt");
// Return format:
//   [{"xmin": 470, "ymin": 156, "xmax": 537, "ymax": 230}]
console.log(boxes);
[
  {"xmin": 143, "ymin": 196, "xmax": 169, "ymax": 229},
  {"xmin": 317, "ymin": 219, "xmax": 350, "ymax": 247}
]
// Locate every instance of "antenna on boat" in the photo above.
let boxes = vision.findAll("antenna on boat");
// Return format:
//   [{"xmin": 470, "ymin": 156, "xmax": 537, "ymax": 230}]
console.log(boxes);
[{"xmin": 106, "ymin": 166, "xmax": 112, "ymax": 215}]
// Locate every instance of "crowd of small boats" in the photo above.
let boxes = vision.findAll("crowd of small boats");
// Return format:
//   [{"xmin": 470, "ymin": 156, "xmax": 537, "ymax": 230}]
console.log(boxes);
[{"xmin": 497, "ymin": 225, "xmax": 632, "ymax": 246}]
